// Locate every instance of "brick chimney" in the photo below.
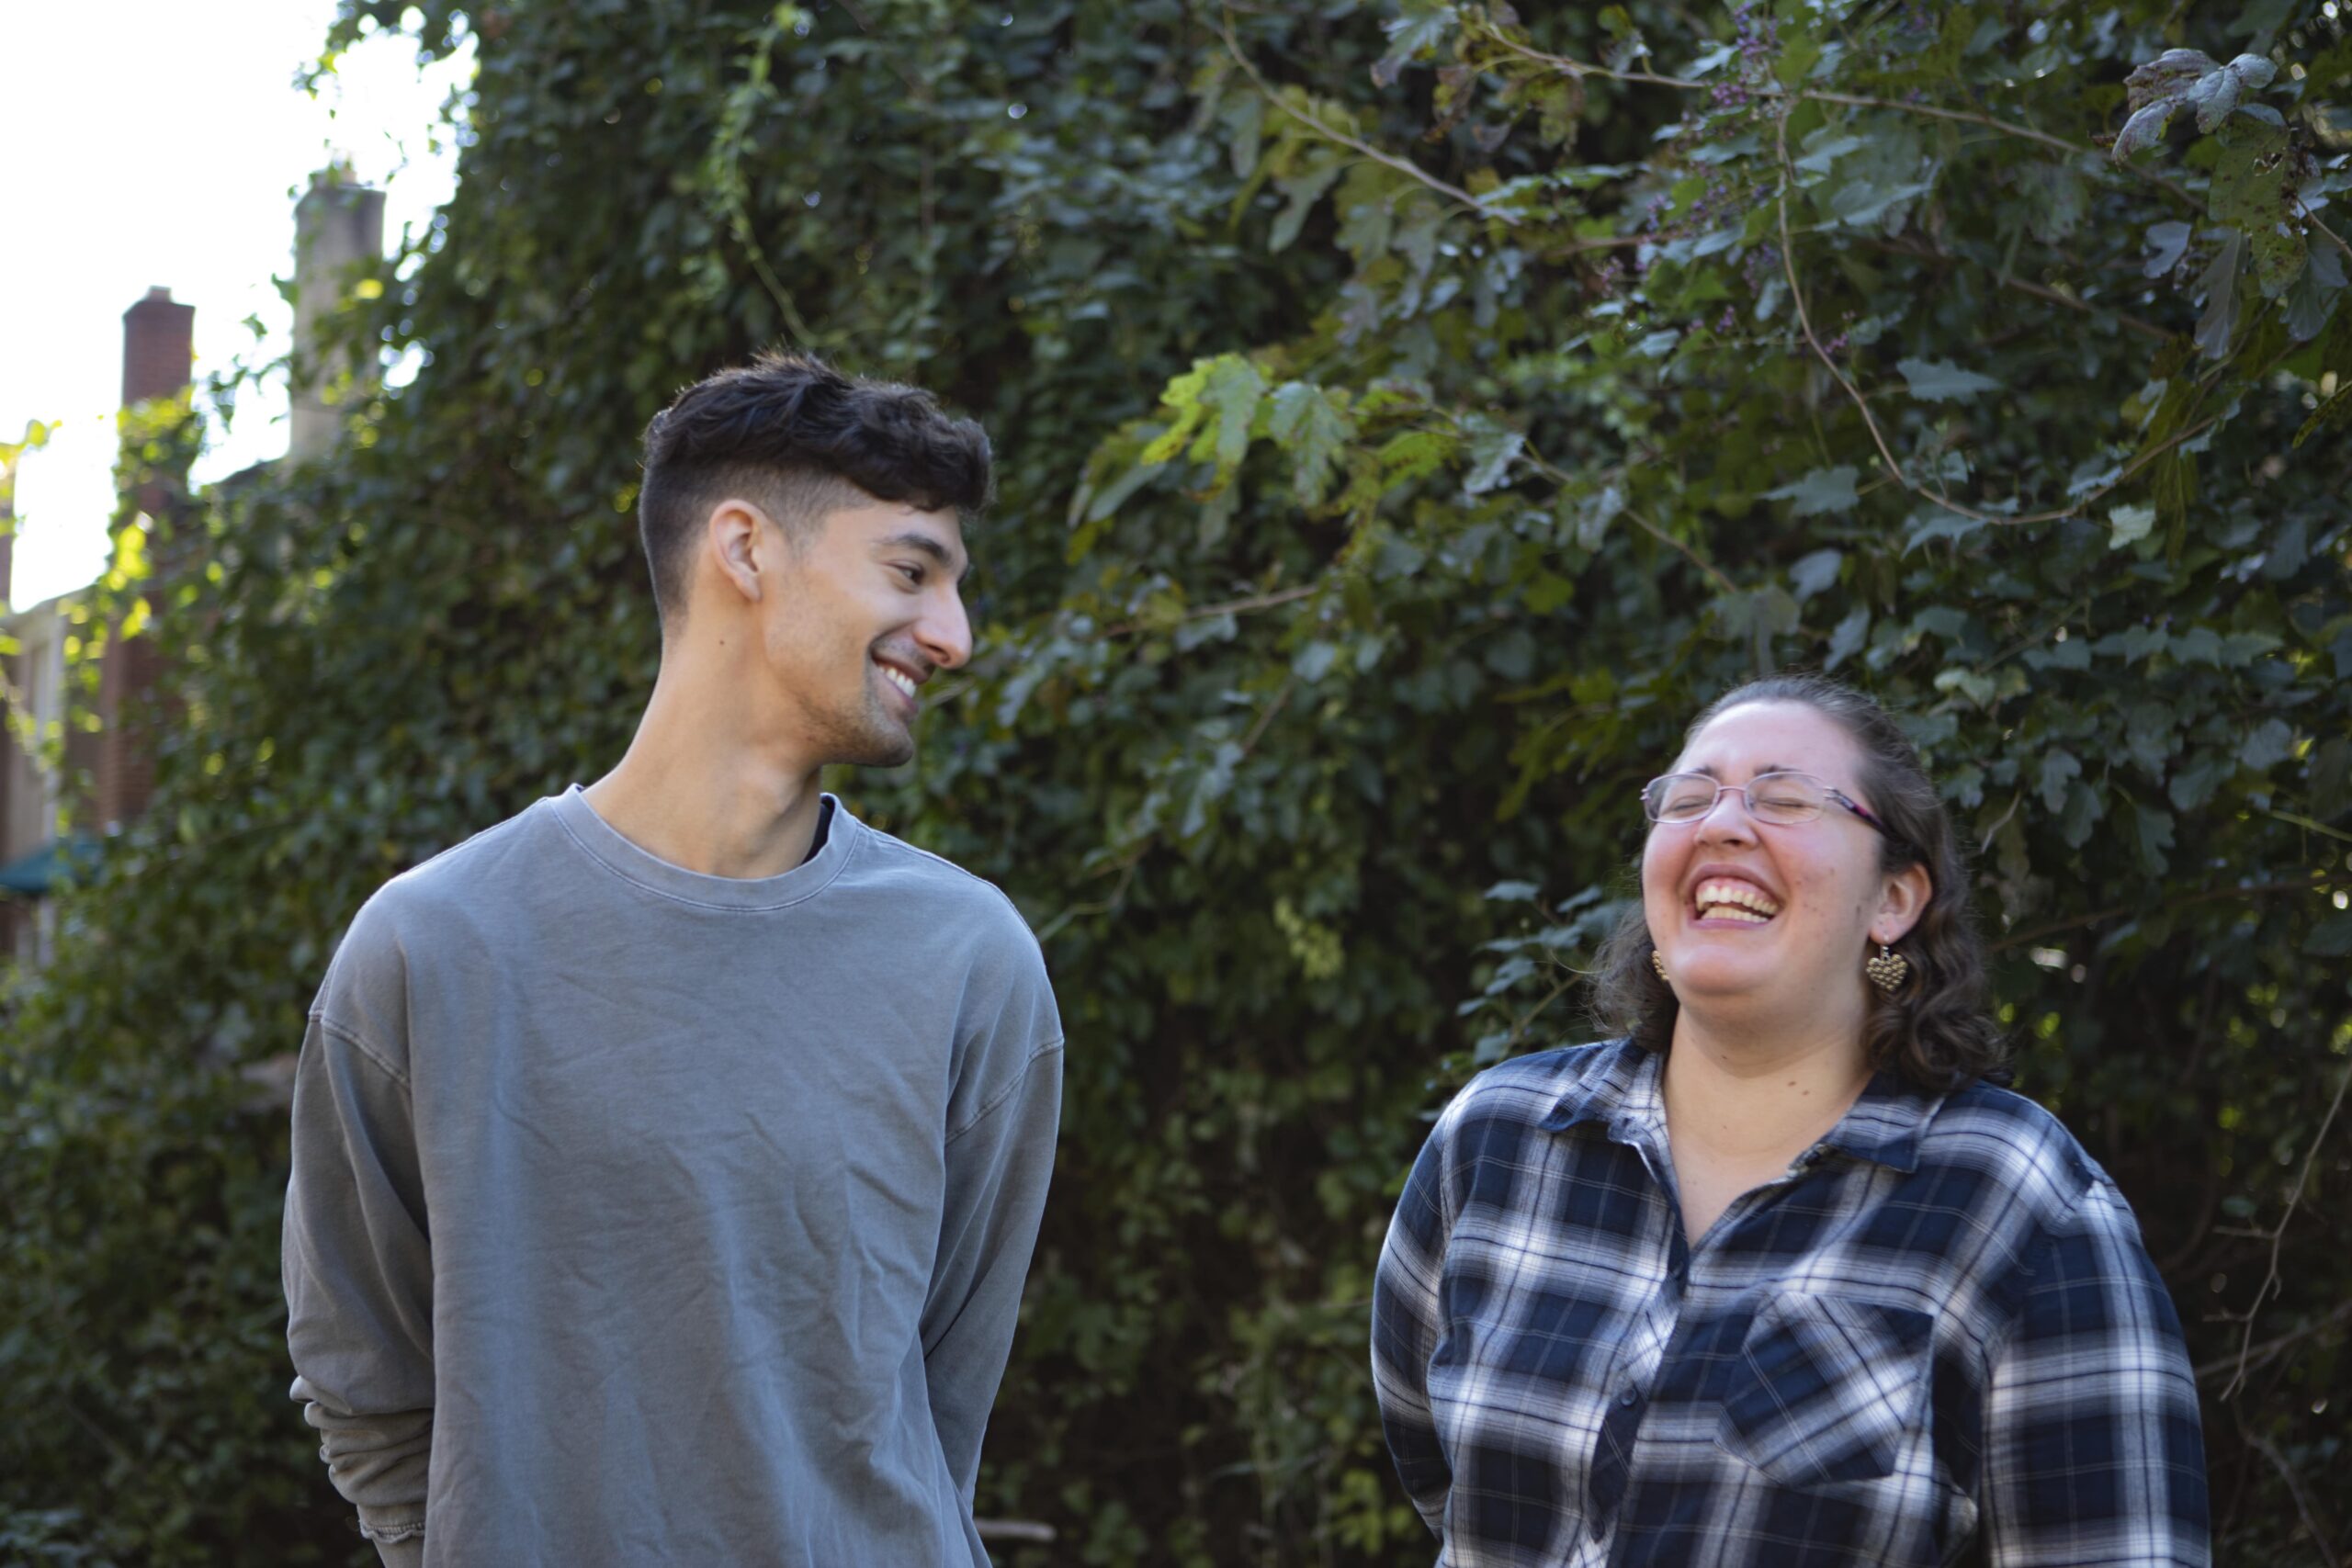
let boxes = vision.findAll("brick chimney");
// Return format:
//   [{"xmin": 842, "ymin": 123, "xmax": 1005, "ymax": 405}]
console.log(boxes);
[
  {"xmin": 94, "ymin": 288, "xmax": 198, "ymax": 831},
  {"xmin": 291, "ymin": 174, "xmax": 387, "ymax": 461},
  {"xmin": 122, "ymin": 287, "xmax": 197, "ymax": 409}
]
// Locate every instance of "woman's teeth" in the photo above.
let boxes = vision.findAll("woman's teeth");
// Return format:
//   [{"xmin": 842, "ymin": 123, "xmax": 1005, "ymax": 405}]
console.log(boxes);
[{"xmin": 1693, "ymin": 879, "xmax": 1781, "ymax": 921}]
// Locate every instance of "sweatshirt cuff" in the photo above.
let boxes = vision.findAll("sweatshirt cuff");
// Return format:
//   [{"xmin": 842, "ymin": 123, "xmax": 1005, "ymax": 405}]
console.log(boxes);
[{"xmin": 359, "ymin": 1503, "xmax": 424, "ymax": 1567}]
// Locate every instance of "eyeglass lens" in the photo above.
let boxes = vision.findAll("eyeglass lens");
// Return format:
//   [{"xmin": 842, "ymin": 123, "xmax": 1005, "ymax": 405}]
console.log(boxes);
[{"xmin": 1648, "ymin": 773, "xmax": 1828, "ymax": 824}]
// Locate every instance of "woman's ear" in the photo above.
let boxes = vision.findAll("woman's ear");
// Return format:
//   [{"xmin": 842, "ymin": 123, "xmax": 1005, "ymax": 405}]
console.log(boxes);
[{"xmin": 1873, "ymin": 862, "xmax": 1933, "ymax": 946}]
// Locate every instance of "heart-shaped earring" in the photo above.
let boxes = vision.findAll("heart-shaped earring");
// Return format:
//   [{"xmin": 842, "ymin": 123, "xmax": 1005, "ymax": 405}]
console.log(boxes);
[
  {"xmin": 1865, "ymin": 943, "xmax": 1908, "ymax": 994},
  {"xmin": 1651, "ymin": 950, "xmax": 1669, "ymax": 983}
]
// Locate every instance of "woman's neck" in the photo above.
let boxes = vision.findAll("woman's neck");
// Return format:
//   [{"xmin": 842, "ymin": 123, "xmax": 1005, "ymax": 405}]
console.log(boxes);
[{"xmin": 1660, "ymin": 1007, "xmax": 1873, "ymax": 1170}]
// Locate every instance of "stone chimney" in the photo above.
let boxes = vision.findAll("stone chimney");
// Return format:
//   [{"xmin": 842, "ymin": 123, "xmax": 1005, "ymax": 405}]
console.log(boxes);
[{"xmin": 290, "ymin": 174, "xmax": 387, "ymax": 461}]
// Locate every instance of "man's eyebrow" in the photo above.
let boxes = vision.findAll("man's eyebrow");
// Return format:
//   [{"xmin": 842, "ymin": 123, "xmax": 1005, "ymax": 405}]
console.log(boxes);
[{"xmin": 878, "ymin": 531, "xmax": 970, "ymax": 582}]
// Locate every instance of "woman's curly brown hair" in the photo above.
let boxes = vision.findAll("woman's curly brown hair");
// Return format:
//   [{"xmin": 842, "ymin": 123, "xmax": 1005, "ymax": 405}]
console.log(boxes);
[{"xmin": 1589, "ymin": 673, "xmax": 2008, "ymax": 1095}]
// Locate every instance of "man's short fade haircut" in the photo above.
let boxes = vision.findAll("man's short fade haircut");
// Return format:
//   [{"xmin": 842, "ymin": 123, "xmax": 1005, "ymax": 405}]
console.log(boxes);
[{"xmin": 636, "ymin": 353, "xmax": 993, "ymax": 626}]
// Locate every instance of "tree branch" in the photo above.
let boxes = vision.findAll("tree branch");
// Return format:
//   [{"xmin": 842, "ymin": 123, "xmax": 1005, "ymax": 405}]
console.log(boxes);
[
  {"xmin": 1860, "ymin": 237, "xmax": 2173, "ymax": 344},
  {"xmin": 1774, "ymin": 104, "xmax": 2225, "ymax": 529},
  {"xmin": 1803, "ymin": 89, "xmax": 2086, "ymax": 157},
  {"xmin": 2222, "ymin": 1059, "xmax": 2352, "ymax": 1404},
  {"xmin": 1098, "ymin": 583, "xmax": 1317, "ymax": 639},
  {"xmin": 2242, "ymin": 1416, "xmax": 2341, "ymax": 1566},
  {"xmin": 1217, "ymin": 8, "xmax": 1511, "ymax": 226},
  {"xmin": 1473, "ymin": 29, "xmax": 2200, "ymax": 211},
  {"xmin": 2195, "ymin": 1297, "xmax": 2352, "ymax": 1384},
  {"xmin": 1774, "ymin": 105, "xmax": 1928, "ymax": 503},
  {"xmin": 2295, "ymin": 196, "xmax": 2352, "ymax": 262},
  {"xmin": 1623, "ymin": 506, "xmax": 1737, "ymax": 596},
  {"xmin": 1988, "ymin": 878, "xmax": 2324, "ymax": 952}
]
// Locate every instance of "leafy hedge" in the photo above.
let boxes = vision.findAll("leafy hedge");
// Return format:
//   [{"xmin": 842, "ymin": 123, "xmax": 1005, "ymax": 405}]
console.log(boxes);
[{"xmin": 5, "ymin": 1, "xmax": 2348, "ymax": 1562}]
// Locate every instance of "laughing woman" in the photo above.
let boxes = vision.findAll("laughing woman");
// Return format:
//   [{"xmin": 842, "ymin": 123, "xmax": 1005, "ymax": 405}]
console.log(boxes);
[{"xmin": 1372, "ymin": 674, "xmax": 2208, "ymax": 1567}]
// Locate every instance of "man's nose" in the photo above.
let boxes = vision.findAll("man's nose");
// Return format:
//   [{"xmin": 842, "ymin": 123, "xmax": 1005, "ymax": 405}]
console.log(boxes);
[{"xmin": 916, "ymin": 585, "xmax": 973, "ymax": 671}]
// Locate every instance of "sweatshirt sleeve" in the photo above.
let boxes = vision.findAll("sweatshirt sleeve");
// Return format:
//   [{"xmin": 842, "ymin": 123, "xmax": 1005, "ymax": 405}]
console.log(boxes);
[
  {"xmin": 282, "ymin": 902, "xmax": 436, "ymax": 1565},
  {"xmin": 919, "ymin": 929, "xmax": 1065, "ymax": 1502}
]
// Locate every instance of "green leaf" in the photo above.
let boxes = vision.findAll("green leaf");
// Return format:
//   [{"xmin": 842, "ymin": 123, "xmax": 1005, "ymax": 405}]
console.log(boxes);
[
  {"xmin": 2038, "ymin": 748, "xmax": 2082, "ymax": 813},
  {"xmin": 1270, "ymin": 160, "xmax": 1346, "ymax": 254},
  {"xmin": 2224, "ymin": 52, "xmax": 2278, "ymax": 90},
  {"xmin": 2305, "ymin": 913, "xmax": 2352, "ymax": 958},
  {"xmin": 1571, "ymin": 484, "xmax": 1623, "ymax": 550},
  {"xmin": 1266, "ymin": 382, "xmax": 1354, "ymax": 508},
  {"xmin": 2109, "ymin": 503, "xmax": 2157, "ymax": 548},
  {"xmin": 1202, "ymin": 356, "xmax": 1268, "ymax": 474},
  {"xmin": 1789, "ymin": 548, "xmax": 1841, "ymax": 602},
  {"xmin": 1460, "ymin": 415, "xmax": 1525, "ymax": 496},
  {"xmin": 2212, "ymin": 125, "xmax": 2302, "ymax": 297},
  {"xmin": 1082, "ymin": 460, "xmax": 1167, "ymax": 525},
  {"xmin": 2168, "ymin": 751, "xmax": 2230, "ymax": 809},
  {"xmin": 1825, "ymin": 606, "xmax": 1871, "ymax": 672},
  {"xmin": 1904, "ymin": 505, "xmax": 1984, "ymax": 553},
  {"xmin": 1897, "ymin": 358, "xmax": 2003, "ymax": 401},
  {"xmin": 2238, "ymin": 718, "xmax": 2294, "ymax": 772},
  {"xmin": 2143, "ymin": 220, "xmax": 2193, "ymax": 277},
  {"xmin": 2187, "ymin": 66, "xmax": 2242, "ymax": 132},
  {"xmin": 1374, "ymin": 0, "xmax": 1458, "ymax": 84},
  {"xmin": 2134, "ymin": 802, "xmax": 2177, "ymax": 874},
  {"xmin": 2194, "ymin": 231, "xmax": 2245, "ymax": 359},
  {"xmin": 1763, "ymin": 465, "xmax": 1860, "ymax": 517},
  {"xmin": 2112, "ymin": 101, "xmax": 2177, "ymax": 160},
  {"xmin": 2125, "ymin": 49, "xmax": 2221, "ymax": 111}
]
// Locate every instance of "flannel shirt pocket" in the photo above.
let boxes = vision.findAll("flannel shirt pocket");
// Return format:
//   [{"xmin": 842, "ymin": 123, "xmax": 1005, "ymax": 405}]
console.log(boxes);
[{"xmin": 1716, "ymin": 1293, "xmax": 1934, "ymax": 1489}]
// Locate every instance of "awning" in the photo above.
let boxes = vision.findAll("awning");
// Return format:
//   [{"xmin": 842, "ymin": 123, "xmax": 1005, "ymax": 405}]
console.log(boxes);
[{"xmin": 0, "ymin": 836, "xmax": 98, "ymax": 897}]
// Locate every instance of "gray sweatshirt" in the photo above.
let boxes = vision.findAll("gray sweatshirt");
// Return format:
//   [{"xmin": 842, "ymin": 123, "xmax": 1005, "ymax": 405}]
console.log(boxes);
[{"xmin": 283, "ymin": 787, "xmax": 1063, "ymax": 1567}]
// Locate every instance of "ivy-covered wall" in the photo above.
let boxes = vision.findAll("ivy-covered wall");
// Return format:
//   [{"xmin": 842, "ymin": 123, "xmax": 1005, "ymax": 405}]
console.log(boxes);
[{"xmin": 4, "ymin": 2, "xmax": 2347, "ymax": 1563}]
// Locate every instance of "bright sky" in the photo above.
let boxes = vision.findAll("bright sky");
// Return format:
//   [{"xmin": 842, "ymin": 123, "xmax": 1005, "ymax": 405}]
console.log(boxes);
[{"xmin": 1, "ymin": 2, "xmax": 473, "ymax": 610}]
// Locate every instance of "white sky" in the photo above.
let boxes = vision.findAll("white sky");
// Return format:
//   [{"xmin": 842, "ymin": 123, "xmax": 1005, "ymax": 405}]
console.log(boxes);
[{"xmin": 1, "ymin": 2, "xmax": 472, "ymax": 609}]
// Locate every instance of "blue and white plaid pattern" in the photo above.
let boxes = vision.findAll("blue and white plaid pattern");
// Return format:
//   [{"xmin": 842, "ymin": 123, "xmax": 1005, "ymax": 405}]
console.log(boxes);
[{"xmin": 1372, "ymin": 1039, "xmax": 2209, "ymax": 1566}]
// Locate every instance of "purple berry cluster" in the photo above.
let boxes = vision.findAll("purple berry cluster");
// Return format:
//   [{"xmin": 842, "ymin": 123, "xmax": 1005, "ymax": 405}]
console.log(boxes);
[{"xmin": 1708, "ymin": 3, "xmax": 1781, "ymax": 109}]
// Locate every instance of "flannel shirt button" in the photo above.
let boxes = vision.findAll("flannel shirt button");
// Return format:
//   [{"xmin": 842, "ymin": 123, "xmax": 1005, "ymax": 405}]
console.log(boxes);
[{"xmin": 1617, "ymin": 1386, "xmax": 1639, "ymax": 1408}]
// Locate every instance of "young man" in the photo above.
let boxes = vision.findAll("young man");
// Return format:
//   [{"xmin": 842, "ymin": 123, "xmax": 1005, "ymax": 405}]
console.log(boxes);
[{"xmin": 283, "ymin": 355, "xmax": 1064, "ymax": 1567}]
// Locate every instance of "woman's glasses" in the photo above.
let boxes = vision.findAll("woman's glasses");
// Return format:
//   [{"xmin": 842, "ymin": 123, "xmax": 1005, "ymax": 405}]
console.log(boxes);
[{"xmin": 1640, "ymin": 770, "xmax": 1895, "ymax": 842}]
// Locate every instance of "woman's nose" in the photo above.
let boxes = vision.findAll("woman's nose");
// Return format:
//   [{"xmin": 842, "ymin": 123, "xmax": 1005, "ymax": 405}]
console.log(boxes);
[{"xmin": 1693, "ymin": 786, "xmax": 1757, "ymax": 840}]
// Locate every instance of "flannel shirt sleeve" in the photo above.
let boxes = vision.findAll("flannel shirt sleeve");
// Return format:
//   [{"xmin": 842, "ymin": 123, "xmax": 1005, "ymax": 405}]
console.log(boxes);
[
  {"xmin": 1979, "ymin": 1179, "xmax": 2211, "ymax": 1566},
  {"xmin": 1372, "ymin": 1116, "xmax": 1455, "ymax": 1536}
]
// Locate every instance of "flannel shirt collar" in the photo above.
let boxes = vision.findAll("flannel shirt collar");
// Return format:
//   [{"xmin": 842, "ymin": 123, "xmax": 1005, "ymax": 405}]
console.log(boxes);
[{"xmin": 1535, "ymin": 1036, "xmax": 1938, "ymax": 1175}]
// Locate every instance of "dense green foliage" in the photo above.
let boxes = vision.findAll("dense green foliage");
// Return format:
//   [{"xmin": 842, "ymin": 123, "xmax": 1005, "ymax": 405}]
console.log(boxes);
[{"xmin": 5, "ymin": 0, "xmax": 2350, "ymax": 1562}]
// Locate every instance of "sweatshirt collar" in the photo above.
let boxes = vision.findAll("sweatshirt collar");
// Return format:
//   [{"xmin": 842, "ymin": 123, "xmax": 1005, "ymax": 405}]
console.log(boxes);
[{"xmin": 548, "ymin": 784, "xmax": 860, "ymax": 911}]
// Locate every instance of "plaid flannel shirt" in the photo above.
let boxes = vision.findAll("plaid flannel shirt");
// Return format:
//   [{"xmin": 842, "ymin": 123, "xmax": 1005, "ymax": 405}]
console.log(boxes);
[{"xmin": 1371, "ymin": 1038, "xmax": 2208, "ymax": 1567}]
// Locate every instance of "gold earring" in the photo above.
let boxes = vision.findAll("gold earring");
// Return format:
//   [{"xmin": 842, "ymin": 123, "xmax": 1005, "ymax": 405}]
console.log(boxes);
[
  {"xmin": 1866, "ymin": 944, "xmax": 1908, "ymax": 994},
  {"xmin": 1651, "ymin": 951, "xmax": 1669, "ymax": 983}
]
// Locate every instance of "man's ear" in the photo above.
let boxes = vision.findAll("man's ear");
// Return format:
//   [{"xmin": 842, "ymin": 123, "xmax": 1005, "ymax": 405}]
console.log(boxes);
[
  {"xmin": 1873, "ymin": 861, "xmax": 1934, "ymax": 946},
  {"xmin": 707, "ymin": 498, "xmax": 775, "ymax": 605}
]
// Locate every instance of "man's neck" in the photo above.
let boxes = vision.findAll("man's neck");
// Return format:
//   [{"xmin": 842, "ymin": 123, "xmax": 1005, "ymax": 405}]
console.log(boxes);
[{"xmin": 582, "ymin": 670, "xmax": 827, "ymax": 880}]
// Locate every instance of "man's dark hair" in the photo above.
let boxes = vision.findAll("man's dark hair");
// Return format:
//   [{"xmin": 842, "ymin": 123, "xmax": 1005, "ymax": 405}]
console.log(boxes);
[
  {"xmin": 637, "ymin": 353, "xmax": 992, "ymax": 627},
  {"xmin": 1589, "ymin": 672, "xmax": 2009, "ymax": 1095}
]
